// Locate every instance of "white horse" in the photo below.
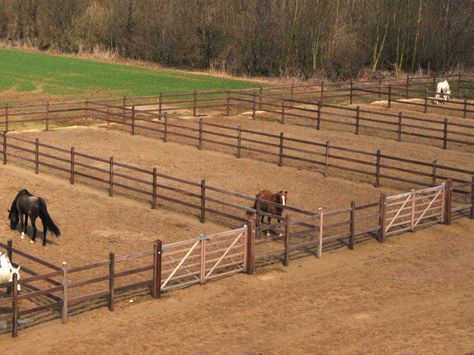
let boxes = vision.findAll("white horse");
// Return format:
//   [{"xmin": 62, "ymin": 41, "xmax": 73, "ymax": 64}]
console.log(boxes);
[
  {"xmin": 434, "ymin": 80, "xmax": 451, "ymax": 104},
  {"xmin": 0, "ymin": 252, "xmax": 21, "ymax": 291}
]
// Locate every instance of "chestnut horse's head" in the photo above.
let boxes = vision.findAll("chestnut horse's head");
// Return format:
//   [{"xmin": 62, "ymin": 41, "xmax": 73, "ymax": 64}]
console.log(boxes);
[{"xmin": 275, "ymin": 191, "xmax": 287, "ymax": 206}]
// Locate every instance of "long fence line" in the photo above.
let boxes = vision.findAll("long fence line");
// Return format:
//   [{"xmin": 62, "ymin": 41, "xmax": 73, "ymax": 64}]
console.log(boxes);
[{"xmin": 1, "ymin": 178, "xmax": 473, "ymax": 337}]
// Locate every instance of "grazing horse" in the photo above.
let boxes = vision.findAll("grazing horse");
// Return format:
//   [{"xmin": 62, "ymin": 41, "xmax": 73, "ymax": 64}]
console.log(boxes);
[
  {"xmin": 248, "ymin": 190, "xmax": 287, "ymax": 237},
  {"xmin": 434, "ymin": 80, "xmax": 451, "ymax": 104},
  {"xmin": 8, "ymin": 189, "xmax": 61, "ymax": 246},
  {"xmin": 0, "ymin": 252, "xmax": 20, "ymax": 291}
]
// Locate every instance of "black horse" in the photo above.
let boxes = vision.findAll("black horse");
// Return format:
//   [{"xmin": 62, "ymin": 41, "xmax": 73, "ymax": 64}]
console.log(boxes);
[{"xmin": 8, "ymin": 189, "xmax": 61, "ymax": 246}]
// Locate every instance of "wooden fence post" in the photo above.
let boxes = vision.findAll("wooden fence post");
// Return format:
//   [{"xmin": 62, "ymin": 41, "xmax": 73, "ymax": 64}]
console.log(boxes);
[
  {"xmin": 200, "ymin": 179, "xmax": 206, "ymax": 223},
  {"xmin": 349, "ymin": 80, "xmax": 353, "ymax": 105},
  {"xmin": 252, "ymin": 92, "xmax": 256, "ymax": 120},
  {"xmin": 463, "ymin": 98, "xmax": 468, "ymax": 119},
  {"xmin": 324, "ymin": 140, "xmax": 330, "ymax": 177},
  {"xmin": 316, "ymin": 101, "xmax": 321, "ymax": 130},
  {"xmin": 45, "ymin": 101, "xmax": 50, "ymax": 131},
  {"xmin": 193, "ymin": 90, "xmax": 197, "ymax": 117},
  {"xmin": 318, "ymin": 208, "xmax": 323, "ymax": 258},
  {"xmin": 443, "ymin": 119, "xmax": 448, "ymax": 149},
  {"xmin": 432, "ymin": 160, "xmax": 437, "ymax": 186},
  {"xmin": 5, "ymin": 104, "xmax": 9, "ymax": 132},
  {"xmin": 198, "ymin": 118, "xmax": 203, "ymax": 150},
  {"xmin": 259, "ymin": 86, "xmax": 263, "ymax": 110},
  {"xmin": 163, "ymin": 113, "xmax": 168, "ymax": 142},
  {"xmin": 70, "ymin": 147, "xmax": 75, "ymax": 184},
  {"xmin": 108, "ymin": 252, "xmax": 115, "ymax": 311},
  {"xmin": 61, "ymin": 261, "xmax": 68, "ymax": 324},
  {"xmin": 35, "ymin": 138, "xmax": 39, "ymax": 174},
  {"xmin": 444, "ymin": 179, "xmax": 452, "ymax": 225},
  {"xmin": 109, "ymin": 157, "xmax": 114, "ymax": 197},
  {"xmin": 226, "ymin": 90, "xmax": 230, "ymax": 116},
  {"xmin": 152, "ymin": 240, "xmax": 162, "ymax": 298},
  {"xmin": 237, "ymin": 125, "xmax": 242, "ymax": 158},
  {"xmin": 320, "ymin": 82, "xmax": 324, "ymax": 104},
  {"xmin": 375, "ymin": 150, "xmax": 381, "ymax": 187},
  {"xmin": 2, "ymin": 133, "xmax": 6, "ymax": 165},
  {"xmin": 280, "ymin": 99, "xmax": 285, "ymax": 124},
  {"xmin": 6, "ymin": 240, "xmax": 12, "ymax": 296},
  {"xmin": 200, "ymin": 236, "xmax": 206, "ymax": 285},
  {"xmin": 246, "ymin": 219, "xmax": 256, "ymax": 274},
  {"xmin": 278, "ymin": 132, "xmax": 284, "ymax": 167},
  {"xmin": 349, "ymin": 201, "xmax": 355, "ymax": 250},
  {"xmin": 457, "ymin": 72, "xmax": 462, "ymax": 96},
  {"xmin": 284, "ymin": 216, "xmax": 290, "ymax": 266},
  {"xmin": 470, "ymin": 176, "xmax": 474, "ymax": 220},
  {"xmin": 355, "ymin": 106, "xmax": 360, "ymax": 135},
  {"xmin": 158, "ymin": 93, "xmax": 163, "ymax": 116},
  {"xmin": 131, "ymin": 105, "xmax": 136, "ymax": 135},
  {"xmin": 12, "ymin": 273, "xmax": 18, "ymax": 337},
  {"xmin": 388, "ymin": 85, "xmax": 392, "ymax": 108},
  {"xmin": 152, "ymin": 167, "xmax": 157, "ymax": 209},
  {"xmin": 405, "ymin": 75, "xmax": 409, "ymax": 98},
  {"xmin": 379, "ymin": 193, "xmax": 387, "ymax": 242},
  {"xmin": 397, "ymin": 112, "xmax": 403, "ymax": 141}
]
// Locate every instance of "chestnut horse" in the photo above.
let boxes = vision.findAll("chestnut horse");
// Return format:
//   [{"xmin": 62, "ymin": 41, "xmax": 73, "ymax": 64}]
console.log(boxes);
[{"xmin": 248, "ymin": 190, "xmax": 287, "ymax": 236}]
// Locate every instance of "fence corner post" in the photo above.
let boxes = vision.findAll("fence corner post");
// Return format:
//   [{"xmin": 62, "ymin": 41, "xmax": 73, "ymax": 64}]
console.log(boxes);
[
  {"xmin": 152, "ymin": 240, "xmax": 162, "ymax": 298},
  {"xmin": 246, "ymin": 218, "xmax": 256, "ymax": 274}
]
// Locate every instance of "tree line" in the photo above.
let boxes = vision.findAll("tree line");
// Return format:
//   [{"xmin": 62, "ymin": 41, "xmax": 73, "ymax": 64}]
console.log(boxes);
[{"xmin": 0, "ymin": 0, "xmax": 472, "ymax": 79}]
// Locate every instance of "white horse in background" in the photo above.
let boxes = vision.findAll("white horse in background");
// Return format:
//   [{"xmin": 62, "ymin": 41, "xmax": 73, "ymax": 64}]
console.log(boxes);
[
  {"xmin": 434, "ymin": 80, "xmax": 451, "ymax": 104},
  {"xmin": 0, "ymin": 252, "xmax": 21, "ymax": 292}
]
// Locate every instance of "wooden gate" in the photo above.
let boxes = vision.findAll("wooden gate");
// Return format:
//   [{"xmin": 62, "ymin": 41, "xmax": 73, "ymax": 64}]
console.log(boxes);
[
  {"xmin": 384, "ymin": 184, "xmax": 445, "ymax": 236},
  {"xmin": 160, "ymin": 226, "xmax": 247, "ymax": 291}
]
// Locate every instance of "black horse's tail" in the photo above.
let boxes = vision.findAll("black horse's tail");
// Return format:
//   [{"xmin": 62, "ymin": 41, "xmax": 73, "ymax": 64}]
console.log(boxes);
[{"xmin": 38, "ymin": 198, "xmax": 61, "ymax": 237}]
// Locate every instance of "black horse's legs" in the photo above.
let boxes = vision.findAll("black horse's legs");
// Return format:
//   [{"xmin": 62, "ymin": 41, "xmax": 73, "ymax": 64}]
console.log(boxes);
[
  {"xmin": 43, "ymin": 223, "xmax": 48, "ymax": 247},
  {"xmin": 31, "ymin": 217, "xmax": 38, "ymax": 244}
]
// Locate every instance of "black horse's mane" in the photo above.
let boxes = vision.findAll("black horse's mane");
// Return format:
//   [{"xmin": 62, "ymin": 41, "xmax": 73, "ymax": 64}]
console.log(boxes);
[{"xmin": 10, "ymin": 189, "xmax": 33, "ymax": 212}]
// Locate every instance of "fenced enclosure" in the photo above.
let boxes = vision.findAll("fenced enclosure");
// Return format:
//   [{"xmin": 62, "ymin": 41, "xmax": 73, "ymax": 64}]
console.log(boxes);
[
  {"xmin": 1, "ymin": 73, "xmax": 474, "ymax": 338},
  {"xmin": 1, "ymin": 178, "xmax": 472, "ymax": 337}
]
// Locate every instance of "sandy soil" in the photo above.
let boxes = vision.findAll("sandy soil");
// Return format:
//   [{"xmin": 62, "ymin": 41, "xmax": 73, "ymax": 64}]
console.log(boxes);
[{"xmin": 0, "ymin": 218, "xmax": 472, "ymax": 354}]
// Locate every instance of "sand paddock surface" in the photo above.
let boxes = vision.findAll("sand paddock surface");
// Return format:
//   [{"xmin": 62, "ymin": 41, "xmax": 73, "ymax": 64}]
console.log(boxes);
[
  {"xmin": 0, "ymin": 112, "xmax": 473, "ymax": 352},
  {"xmin": 0, "ymin": 218, "xmax": 472, "ymax": 354}
]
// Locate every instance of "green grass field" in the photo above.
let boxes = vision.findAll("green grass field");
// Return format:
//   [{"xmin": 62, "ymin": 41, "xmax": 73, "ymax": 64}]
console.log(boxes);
[{"xmin": 0, "ymin": 48, "xmax": 260, "ymax": 102}]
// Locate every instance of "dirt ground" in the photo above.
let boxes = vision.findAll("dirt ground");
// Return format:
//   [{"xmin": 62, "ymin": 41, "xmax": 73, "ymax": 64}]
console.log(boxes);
[{"xmin": 0, "ymin": 218, "xmax": 472, "ymax": 354}]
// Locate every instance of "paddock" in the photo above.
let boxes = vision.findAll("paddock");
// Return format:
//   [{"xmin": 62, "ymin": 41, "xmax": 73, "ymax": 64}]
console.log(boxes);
[{"xmin": 0, "ymin": 77, "xmax": 473, "ymax": 345}]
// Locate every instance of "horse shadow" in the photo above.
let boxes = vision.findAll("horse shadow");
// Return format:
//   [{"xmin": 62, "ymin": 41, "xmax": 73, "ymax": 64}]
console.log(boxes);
[{"xmin": 13, "ymin": 225, "xmax": 58, "ymax": 246}]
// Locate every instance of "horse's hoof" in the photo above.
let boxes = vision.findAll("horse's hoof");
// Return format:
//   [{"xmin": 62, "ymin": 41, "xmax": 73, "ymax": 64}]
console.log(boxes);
[
  {"xmin": 20, "ymin": 233, "xmax": 25, "ymax": 239},
  {"xmin": 278, "ymin": 233, "xmax": 283, "ymax": 237},
  {"xmin": 266, "ymin": 232, "xmax": 271, "ymax": 237},
  {"xmin": 30, "ymin": 240, "xmax": 35, "ymax": 244}
]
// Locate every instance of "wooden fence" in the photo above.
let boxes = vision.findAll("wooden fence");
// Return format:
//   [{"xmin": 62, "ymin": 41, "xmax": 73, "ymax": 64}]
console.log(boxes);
[{"xmin": 2, "ymin": 178, "xmax": 472, "ymax": 338}]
